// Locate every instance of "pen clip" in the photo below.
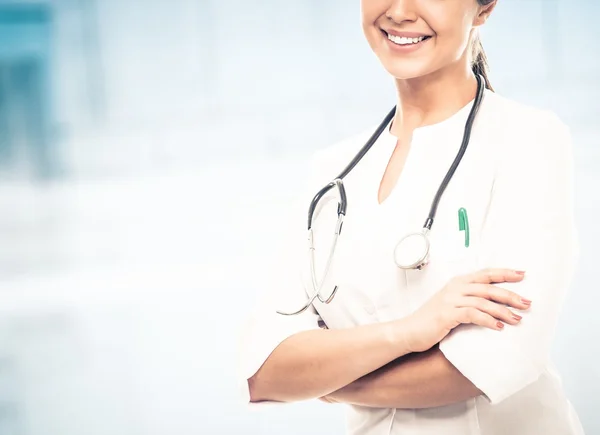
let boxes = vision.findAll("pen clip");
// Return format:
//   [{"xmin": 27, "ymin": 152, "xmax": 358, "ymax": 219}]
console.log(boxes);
[{"xmin": 458, "ymin": 207, "xmax": 470, "ymax": 248}]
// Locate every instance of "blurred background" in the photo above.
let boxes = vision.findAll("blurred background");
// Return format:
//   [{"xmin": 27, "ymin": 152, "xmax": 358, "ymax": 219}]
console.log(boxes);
[{"xmin": 0, "ymin": 0, "xmax": 597, "ymax": 434}]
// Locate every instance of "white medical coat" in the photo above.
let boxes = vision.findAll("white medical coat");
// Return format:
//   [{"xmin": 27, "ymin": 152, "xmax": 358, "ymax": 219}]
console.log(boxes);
[{"xmin": 239, "ymin": 90, "xmax": 585, "ymax": 435}]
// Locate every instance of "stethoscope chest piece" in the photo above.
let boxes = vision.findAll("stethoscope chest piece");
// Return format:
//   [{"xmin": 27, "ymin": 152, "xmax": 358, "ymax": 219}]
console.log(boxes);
[{"xmin": 393, "ymin": 229, "xmax": 431, "ymax": 270}]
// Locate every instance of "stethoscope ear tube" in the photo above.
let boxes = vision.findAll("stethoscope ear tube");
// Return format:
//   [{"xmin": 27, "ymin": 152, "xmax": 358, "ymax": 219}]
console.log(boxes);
[
  {"xmin": 275, "ymin": 224, "xmax": 342, "ymax": 316},
  {"xmin": 336, "ymin": 179, "xmax": 347, "ymax": 216}
]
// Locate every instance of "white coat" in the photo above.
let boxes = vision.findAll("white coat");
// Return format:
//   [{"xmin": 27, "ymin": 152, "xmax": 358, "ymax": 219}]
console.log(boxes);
[{"xmin": 239, "ymin": 90, "xmax": 585, "ymax": 435}]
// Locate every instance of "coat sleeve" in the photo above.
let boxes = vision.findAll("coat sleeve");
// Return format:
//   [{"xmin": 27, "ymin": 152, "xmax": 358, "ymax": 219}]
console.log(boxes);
[
  {"xmin": 236, "ymin": 151, "xmax": 330, "ymax": 408},
  {"xmin": 439, "ymin": 112, "xmax": 580, "ymax": 405}
]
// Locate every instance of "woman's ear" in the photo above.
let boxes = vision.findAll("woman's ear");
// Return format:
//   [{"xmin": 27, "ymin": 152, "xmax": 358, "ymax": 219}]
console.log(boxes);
[{"xmin": 474, "ymin": 1, "xmax": 497, "ymax": 27}]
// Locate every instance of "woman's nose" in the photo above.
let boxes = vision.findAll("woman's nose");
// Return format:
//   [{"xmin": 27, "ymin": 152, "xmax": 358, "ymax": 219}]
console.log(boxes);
[{"xmin": 385, "ymin": 0, "xmax": 419, "ymax": 24}]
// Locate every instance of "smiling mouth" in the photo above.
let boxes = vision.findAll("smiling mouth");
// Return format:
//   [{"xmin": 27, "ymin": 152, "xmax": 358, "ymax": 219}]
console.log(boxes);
[{"xmin": 382, "ymin": 30, "xmax": 432, "ymax": 46}]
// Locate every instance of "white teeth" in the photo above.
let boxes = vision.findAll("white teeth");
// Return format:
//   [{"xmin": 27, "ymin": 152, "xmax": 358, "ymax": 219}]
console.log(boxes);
[{"xmin": 387, "ymin": 34, "xmax": 426, "ymax": 45}]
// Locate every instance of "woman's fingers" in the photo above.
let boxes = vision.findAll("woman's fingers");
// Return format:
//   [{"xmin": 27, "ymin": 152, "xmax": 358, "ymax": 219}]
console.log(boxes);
[
  {"xmin": 463, "ymin": 268, "xmax": 526, "ymax": 284},
  {"xmin": 465, "ymin": 284, "xmax": 531, "ymax": 310},
  {"xmin": 460, "ymin": 297, "xmax": 523, "ymax": 326},
  {"xmin": 457, "ymin": 307, "xmax": 504, "ymax": 331},
  {"xmin": 458, "ymin": 268, "xmax": 532, "ymax": 311},
  {"xmin": 453, "ymin": 269, "xmax": 531, "ymax": 330}
]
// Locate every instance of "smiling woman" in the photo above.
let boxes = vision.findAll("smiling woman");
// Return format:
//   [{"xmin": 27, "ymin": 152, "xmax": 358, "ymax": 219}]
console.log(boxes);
[
  {"xmin": 361, "ymin": 0, "xmax": 497, "ymax": 87},
  {"xmin": 239, "ymin": 1, "xmax": 584, "ymax": 434}
]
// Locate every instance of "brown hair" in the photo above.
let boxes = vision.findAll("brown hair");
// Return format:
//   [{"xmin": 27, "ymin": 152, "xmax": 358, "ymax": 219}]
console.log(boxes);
[{"xmin": 472, "ymin": 0, "xmax": 495, "ymax": 91}]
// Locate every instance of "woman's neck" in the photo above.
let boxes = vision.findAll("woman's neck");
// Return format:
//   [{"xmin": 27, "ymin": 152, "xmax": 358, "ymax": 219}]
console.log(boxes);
[{"xmin": 390, "ymin": 63, "xmax": 478, "ymax": 138}]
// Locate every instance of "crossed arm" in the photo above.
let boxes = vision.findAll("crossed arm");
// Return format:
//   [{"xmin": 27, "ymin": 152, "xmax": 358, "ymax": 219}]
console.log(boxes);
[
  {"xmin": 321, "ymin": 119, "xmax": 577, "ymax": 409},
  {"xmin": 319, "ymin": 345, "xmax": 482, "ymax": 409}
]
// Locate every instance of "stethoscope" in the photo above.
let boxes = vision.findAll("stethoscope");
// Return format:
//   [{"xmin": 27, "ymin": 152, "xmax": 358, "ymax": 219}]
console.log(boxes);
[{"xmin": 277, "ymin": 75, "xmax": 486, "ymax": 316}]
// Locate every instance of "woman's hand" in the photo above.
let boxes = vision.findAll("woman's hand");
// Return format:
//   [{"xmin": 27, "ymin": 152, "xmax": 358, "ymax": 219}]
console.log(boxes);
[{"xmin": 404, "ymin": 268, "xmax": 530, "ymax": 353}]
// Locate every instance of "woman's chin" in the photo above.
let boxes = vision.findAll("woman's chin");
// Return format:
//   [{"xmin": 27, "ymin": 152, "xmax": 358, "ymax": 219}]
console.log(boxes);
[{"xmin": 379, "ymin": 62, "xmax": 438, "ymax": 82}]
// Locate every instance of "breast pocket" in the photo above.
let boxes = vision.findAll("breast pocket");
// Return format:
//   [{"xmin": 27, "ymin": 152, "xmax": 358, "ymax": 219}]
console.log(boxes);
[
  {"xmin": 433, "ymin": 229, "xmax": 479, "ymax": 277},
  {"xmin": 436, "ymin": 228, "xmax": 471, "ymax": 260},
  {"xmin": 428, "ymin": 199, "xmax": 482, "ymax": 279}
]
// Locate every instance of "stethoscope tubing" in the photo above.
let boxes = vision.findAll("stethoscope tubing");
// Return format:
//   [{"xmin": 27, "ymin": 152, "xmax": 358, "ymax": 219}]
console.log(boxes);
[{"xmin": 277, "ymin": 75, "xmax": 486, "ymax": 316}]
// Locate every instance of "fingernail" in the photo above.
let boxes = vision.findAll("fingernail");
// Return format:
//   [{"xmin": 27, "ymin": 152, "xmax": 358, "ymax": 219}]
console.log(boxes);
[
  {"xmin": 521, "ymin": 298, "xmax": 532, "ymax": 306},
  {"xmin": 512, "ymin": 314, "xmax": 523, "ymax": 321},
  {"xmin": 515, "ymin": 271, "xmax": 526, "ymax": 275},
  {"xmin": 497, "ymin": 322, "xmax": 505, "ymax": 330}
]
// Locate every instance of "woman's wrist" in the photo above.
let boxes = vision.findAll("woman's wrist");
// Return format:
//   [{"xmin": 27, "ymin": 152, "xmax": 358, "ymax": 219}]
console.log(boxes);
[{"xmin": 386, "ymin": 316, "xmax": 417, "ymax": 357}]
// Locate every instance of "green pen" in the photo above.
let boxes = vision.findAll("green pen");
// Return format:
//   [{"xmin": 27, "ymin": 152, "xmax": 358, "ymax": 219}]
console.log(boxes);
[{"xmin": 458, "ymin": 207, "xmax": 470, "ymax": 248}]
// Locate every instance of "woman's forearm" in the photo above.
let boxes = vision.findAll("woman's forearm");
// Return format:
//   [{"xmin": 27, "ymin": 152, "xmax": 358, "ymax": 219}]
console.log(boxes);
[
  {"xmin": 324, "ymin": 346, "xmax": 482, "ymax": 409},
  {"xmin": 249, "ymin": 267, "xmax": 526, "ymax": 406},
  {"xmin": 248, "ymin": 318, "xmax": 413, "ymax": 404}
]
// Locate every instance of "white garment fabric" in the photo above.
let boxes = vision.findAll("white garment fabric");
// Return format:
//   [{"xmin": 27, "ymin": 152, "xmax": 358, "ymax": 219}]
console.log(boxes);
[{"xmin": 237, "ymin": 90, "xmax": 584, "ymax": 435}]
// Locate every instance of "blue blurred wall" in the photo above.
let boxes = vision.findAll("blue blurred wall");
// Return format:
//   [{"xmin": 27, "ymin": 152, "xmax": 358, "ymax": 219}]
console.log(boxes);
[{"xmin": 1, "ymin": 0, "xmax": 598, "ymax": 177}]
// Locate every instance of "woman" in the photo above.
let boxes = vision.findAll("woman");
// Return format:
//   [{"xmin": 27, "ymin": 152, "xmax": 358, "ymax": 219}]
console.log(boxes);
[{"xmin": 238, "ymin": 0, "xmax": 584, "ymax": 434}]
